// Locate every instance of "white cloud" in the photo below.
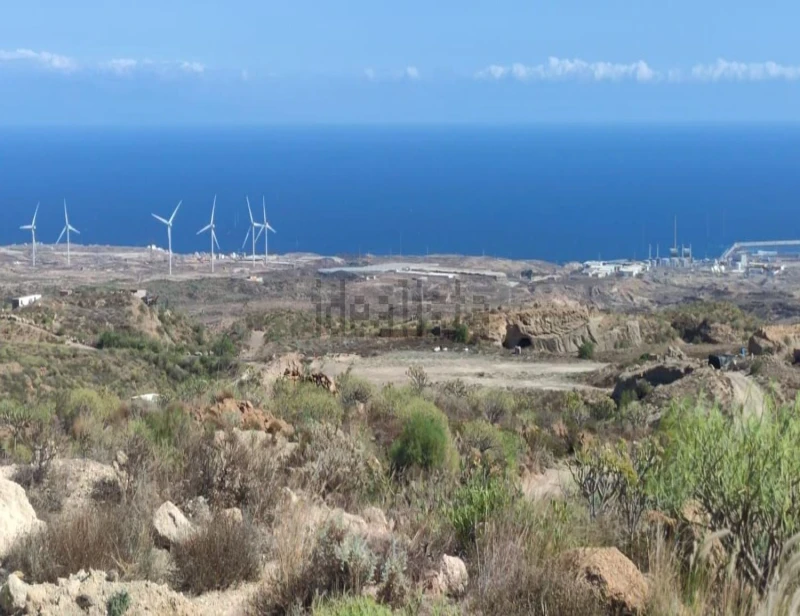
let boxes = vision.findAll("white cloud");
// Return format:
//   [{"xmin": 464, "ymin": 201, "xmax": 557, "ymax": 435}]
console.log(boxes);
[
  {"xmin": 405, "ymin": 66, "xmax": 420, "ymax": 80},
  {"xmin": 478, "ymin": 57, "xmax": 657, "ymax": 82},
  {"xmin": 104, "ymin": 58, "xmax": 138, "ymax": 75},
  {"xmin": 179, "ymin": 61, "xmax": 205, "ymax": 74},
  {"xmin": 690, "ymin": 59, "xmax": 800, "ymax": 82},
  {"xmin": 0, "ymin": 48, "xmax": 77, "ymax": 72}
]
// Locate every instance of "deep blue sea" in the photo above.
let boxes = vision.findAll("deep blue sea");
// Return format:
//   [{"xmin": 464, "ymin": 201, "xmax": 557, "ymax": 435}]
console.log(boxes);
[{"xmin": 2, "ymin": 125, "xmax": 800, "ymax": 263}]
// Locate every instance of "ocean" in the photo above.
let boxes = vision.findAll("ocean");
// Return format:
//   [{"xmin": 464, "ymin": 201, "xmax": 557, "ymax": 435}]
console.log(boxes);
[{"xmin": 1, "ymin": 124, "xmax": 800, "ymax": 263}]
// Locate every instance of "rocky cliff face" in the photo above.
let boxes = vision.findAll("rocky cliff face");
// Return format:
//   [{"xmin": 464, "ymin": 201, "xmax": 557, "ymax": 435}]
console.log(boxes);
[
  {"xmin": 748, "ymin": 324, "xmax": 800, "ymax": 357},
  {"xmin": 474, "ymin": 304, "xmax": 643, "ymax": 354}
]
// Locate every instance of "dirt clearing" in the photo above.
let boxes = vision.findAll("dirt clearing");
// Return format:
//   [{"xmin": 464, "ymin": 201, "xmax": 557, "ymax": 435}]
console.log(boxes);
[{"xmin": 319, "ymin": 351, "xmax": 607, "ymax": 391}]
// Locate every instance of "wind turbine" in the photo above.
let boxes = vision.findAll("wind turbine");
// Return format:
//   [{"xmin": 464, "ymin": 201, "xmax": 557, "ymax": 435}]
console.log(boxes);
[
  {"xmin": 19, "ymin": 203, "xmax": 39, "ymax": 268},
  {"xmin": 197, "ymin": 195, "xmax": 220, "ymax": 273},
  {"xmin": 241, "ymin": 196, "xmax": 263, "ymax": 267},
  {"xmin": 152, "ymin": 200, "xmax": 182, "ymax": 276},
  {"xmin": 56, "ymin": 199, "xmax": 80, "ymax": 266},
  {"xmin": 254, "ymin": 195, "xmax": 277, "ymax": 263}
]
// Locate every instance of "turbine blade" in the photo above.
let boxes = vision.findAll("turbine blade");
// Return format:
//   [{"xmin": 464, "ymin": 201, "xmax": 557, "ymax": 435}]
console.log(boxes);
[
  {"xmin": 247, "ymin": 196, "xmax": 256, "ymax": 225},
  {"xmin": 197, "ymin": 223, "xmax": 212, "ymax": 235},
  {"xmin": 56, "ymin": 227, "xmax": 66, "ymax": 245},
  {"xmin": 64, "ymin": 199, "xmax": 69, "ymax": 225},
  {"xmin": 32, "ymin": 202, "xmax": 39, "ymax": 225},
  {"xmin": 267, "ymin": 223, "xmax": 276, "ymax": 233},
  {"xmin": 262, "ymin": 196, "xmax": 267, "ymax": 224},
  {"xmin": 20, "ymin": 225, "xmax": 33, "ymax": 231},
  {"xmin": 213, "ymin": 231, "xmax": 221, "ymax": 252},
  {"xmin": 242, "ymin": 227, "xmax": 251, "ymax": 250},
  {"xmin": 255, "ymin": 226, "xmax": 264, "ymax": 243},
  {"xmin": 211, "ymin": 195, "xmax": 216, "ymax": 224},
  {"xmin": 69, "ymin": 225, "xmax": 79, "ymax": 234},
  {"xmin": 152, "ymin": 214, "xmax": 169, "ymax": 225},
  {"xmin": 169, "ymin": 200, "xmax": 182, "ymax": 224}
]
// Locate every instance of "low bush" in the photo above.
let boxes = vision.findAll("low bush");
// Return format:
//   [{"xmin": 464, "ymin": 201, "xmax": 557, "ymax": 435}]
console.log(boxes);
[
  {"xmin": 578, "ymin": 341, "xmax": 595, "ymax": 360},
  {"xmin": 337, "ymin": 372, "xmax": 374, "ymax": 410},
  {"xmin": 312, "ymin": 596, "xmax": 393, "ymax": 616},
  {"xmin": 252, "ymin": 516, "xmax": 386, "ymax": 614},
  {"xmin": 181, "ymin": 429, "xmax": 282, "ymax": 524},
  {"xmin": 447, "ymin": 472, "xmax": 516, "ymax": 551},
  {"xmin": 107, "ymin": 590, "xmax": 131, "ymax": 616},
  {"xmin": 459, "ymin": 420, "xmax": 524, "ymax": 474},
  {"xmin": 272, "ymin": 381, "xmax": 344, "ymax": 426},
  {"xmin": 6, "ymin": 504, "xmax": 152, "ymax": 583},
  {"xmin": 390, "ymin": 400, "xmax": 458, "ymax": 475},
  {"xmin": 173, "ymin": 514, "xmax": 262, "ymax": 594},
  {"xmin": 470, "ymin": 501, "xmax": 608, "ymax": 616},
  {"xmin": 292, "ymin": 422, "xmax": 384, "ymax": 509}
]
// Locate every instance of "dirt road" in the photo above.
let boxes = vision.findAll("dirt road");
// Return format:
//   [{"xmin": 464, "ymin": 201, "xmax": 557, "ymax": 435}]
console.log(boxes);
[{"xmin": 319, "ymin": 350, "xmax": 607, "ymax": 391}]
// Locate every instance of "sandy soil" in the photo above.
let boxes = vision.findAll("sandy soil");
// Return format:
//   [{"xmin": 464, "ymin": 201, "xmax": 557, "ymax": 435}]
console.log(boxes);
[{"xmin": 317, "ymin": 350, "xmax": 607, "ymax": 391}]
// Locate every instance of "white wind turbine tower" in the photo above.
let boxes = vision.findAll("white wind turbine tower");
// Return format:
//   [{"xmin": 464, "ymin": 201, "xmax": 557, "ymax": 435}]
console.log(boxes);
[
  {"xmin": 241, "ymin": 196, "xmax": 263, "ymax": 267},
  {"xmin": 152, "ymin": 200, "xmax": 182, "ymax": 276},
  {"xmin": 197, "ymin": 195, "xmax": 220, "ymax": 273},
  {"xmin": 19, "ymin": 203, "xmax": 39, "ymax": 268},
  {"xmin": 254, "ymin": 195, "xmax": 277, "ymax": 263},
  {"xmin": 56, "ymin": 199, "xmax": 80, "ymax": 266}
]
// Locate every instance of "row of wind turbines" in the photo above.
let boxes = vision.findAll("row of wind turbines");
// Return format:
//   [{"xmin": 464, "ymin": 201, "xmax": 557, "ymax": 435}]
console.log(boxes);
[{"xmin": 19, "ymin": 196, "xmax": 276, "ymax": 276}]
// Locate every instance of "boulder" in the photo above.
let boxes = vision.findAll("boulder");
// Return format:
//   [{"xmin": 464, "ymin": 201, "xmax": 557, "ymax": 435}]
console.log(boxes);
[
  {"xmin": 221, "ymin": 508, "xmax": 243, "ymax": 525},
  {"xmin": 152, "ymin": 502, "xmax": 194, "ymax": 549},
  {"xmin": 749, "ymin": 324, "xmax": 800, "ymax": 357},
  {"xmin": 560, "ymin": 547, "xmax": 648, "ymax": 615},
  {"xmin": 0, "ymin": 573, "xmax": 29, "ymax": 614},
  {"xmin": 183, "ymin": 496, "xmax": 212, "ymax": 524},
  {"xmin": 425, "ymin": 555, "xmax": 469, "ymax": 597},
  {"xmin": 0, "ymin": 479, "xmax": 45, "ymax": 558}
]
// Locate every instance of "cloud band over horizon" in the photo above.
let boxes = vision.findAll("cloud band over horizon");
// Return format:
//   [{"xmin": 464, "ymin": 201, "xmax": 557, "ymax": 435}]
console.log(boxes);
[{"xmin": 4, "ymin": 48, "xmax": 800, "ymax": 85}]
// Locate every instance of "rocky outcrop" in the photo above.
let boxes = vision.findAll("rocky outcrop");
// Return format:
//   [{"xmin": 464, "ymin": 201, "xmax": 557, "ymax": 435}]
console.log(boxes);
[
  {"xmin": 749, "ymin": 324, "xmax": 800, "ymax": 357},
  {"xmin": 152, "ymin": 502, "xmax": 194, "ymax": 549},
  {"xmin": 195, "ymin": 396, "xmax": 295, "ymax": 434},
  {"xmin": 0, "ymin": 569, "xmax": 196, "ymax": 616},
  {"xmin": 0, "ymin": 479, "xmax": 45, "ymax": 559},
  {"xmin": 560, "ymin": 547, "xmax": 649, "ymax": 615},
  {"xmin": 475, "ymin": 304, "xmax": 642, "ymax": 354},
  {"xmin": 612, "ymin": 360, "xmax": 698, "ymax": 402}
]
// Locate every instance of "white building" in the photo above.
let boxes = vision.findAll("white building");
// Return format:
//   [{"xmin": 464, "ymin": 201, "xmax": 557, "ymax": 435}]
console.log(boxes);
[{"xmin": 11, "ymin": 294, "xmax": 42, "ymax": 309}]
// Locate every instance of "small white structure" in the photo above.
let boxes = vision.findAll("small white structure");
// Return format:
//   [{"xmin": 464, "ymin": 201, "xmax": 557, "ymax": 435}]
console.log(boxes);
[
  {"xmin": 131, "ymin": 393, "xmax": 161, "ymax": 404},
  {"xmin": 130, "ymin": 289, "xmax": 147, "ymax": 300},
  {"xmin": 11, "ymin": 294, "xmax": 42, "ymax": 309}
]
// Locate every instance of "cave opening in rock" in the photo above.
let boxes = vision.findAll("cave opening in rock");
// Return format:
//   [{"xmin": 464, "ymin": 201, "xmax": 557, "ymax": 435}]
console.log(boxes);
[{"xmin": 503, "ymin": 324, "xmax": 533, "ymax": 349}]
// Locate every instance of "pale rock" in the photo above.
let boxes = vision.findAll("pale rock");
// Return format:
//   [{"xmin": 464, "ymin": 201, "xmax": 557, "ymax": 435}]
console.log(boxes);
[
  {"xmin": 152, "ymin": 502, "xmax": 194, "ymax": 549},
  {"xmin": 0, "ymin": 573, "xmax": 29, "ymax": 614},
  {"xmin": 0, "ymin": 478, "xmax": 45, "ymax": 558}
]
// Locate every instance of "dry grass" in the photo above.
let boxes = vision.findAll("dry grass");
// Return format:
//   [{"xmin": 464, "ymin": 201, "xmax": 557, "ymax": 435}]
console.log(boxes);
[
  {"xmin": 6, "ymin": 503, "xmax": 153, "ymax": 583},
  {"xmin": 172, "ymin": 514, "xmax": 263, "ymax": 594}
]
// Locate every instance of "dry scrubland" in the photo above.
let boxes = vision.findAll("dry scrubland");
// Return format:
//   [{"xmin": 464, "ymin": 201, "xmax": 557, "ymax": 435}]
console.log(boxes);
[{"xmin": 1, "ymin": 265, "xmax": 800, "ymax": 614}]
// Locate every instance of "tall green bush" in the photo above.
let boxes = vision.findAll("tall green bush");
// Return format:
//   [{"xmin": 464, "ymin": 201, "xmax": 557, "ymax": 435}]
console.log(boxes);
[
  {"xmin": 390, "ymin": 400, "xmax": 457, "ymax": 474},
  {"xmin": 657, "ymin": 401, "xmax": 800, "ymax": 592}
]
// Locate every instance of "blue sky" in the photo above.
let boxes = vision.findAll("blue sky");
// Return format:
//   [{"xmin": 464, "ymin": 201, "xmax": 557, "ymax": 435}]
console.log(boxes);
[{"xmin": 3, "ymin": 0, "xmax": 800, "ymax": 124}]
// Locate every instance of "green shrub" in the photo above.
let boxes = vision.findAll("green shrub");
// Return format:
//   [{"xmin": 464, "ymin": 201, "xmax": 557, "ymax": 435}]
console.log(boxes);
[
  {"xmin": 390, "ymin": 400, "xmax": 457, "ymax": 474},
  {"xmin": 453, "ymin": 321, "xmax": 469, "ymax": 344},
  {"xmin": 107, "ymin": 590, "xmax": 131, "ymax": 616},
  {"xmin": 273, "ymin": 382, "xmax": 344, "ymax": 426},
  {"xmin": 312, "ymin": 597, "xmax": 393, "ymax": 616},
  {"xmin": 447, "ymin": 472, "xmax": 516, "ymax": 550},
  {"xmin": 589, "ymin": 396, "xmax": 617, "ymax": 421},
  {"xmin": 577, "ymin": 341, "xmax": 595, "ymax": 360},
  {"xmin": 657, "ymin": 401, "xmax": 800, "ymax": 592},
  {"xmin": 337, "ymin": 371, "xmax": 374, "ymax": 410},
  {"xmin": 479, "ymin": 389, "xmax": 515, "ymax": 424},
  {"xmin": 140, "ymin": 403, "xmax": 193, "ymax": 450},
  {"xmin": 459, "ymin": 420, "xmax": 524, "ymax": 474}
]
